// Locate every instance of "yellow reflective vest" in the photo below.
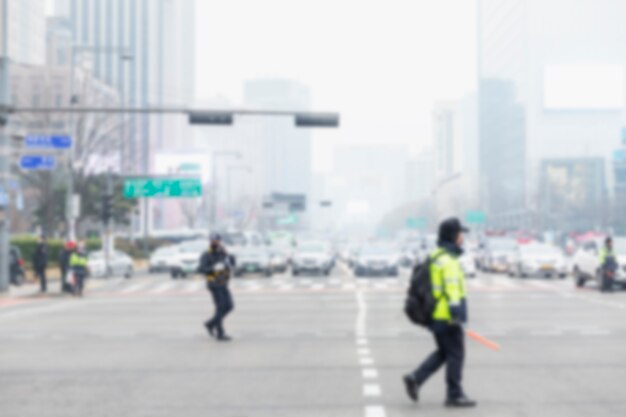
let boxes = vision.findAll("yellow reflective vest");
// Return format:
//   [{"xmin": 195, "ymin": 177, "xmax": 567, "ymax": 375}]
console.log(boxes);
[{"xmin": 429, "ymin": 248, "xmax": 467, "ymax": 322}]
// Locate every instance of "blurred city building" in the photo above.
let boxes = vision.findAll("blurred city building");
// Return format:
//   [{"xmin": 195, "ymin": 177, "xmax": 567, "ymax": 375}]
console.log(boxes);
[
  {"xmin": 5, "ymin": 0, "xmax": 46, "ymax": 66},
  {"xmin": 329, "ymin": 144, "xmax": 410, "ymax": 236},
  {"xmin": 478, "ymin": 0, "xmax": 626, "ymax": 232},
  {"xmin": 432, "ymin": 94, "xmax": 479, "ymax": 222},
  {"xmin": 52, "ymin": 0, "xmax": 196, "ymax": 234}
]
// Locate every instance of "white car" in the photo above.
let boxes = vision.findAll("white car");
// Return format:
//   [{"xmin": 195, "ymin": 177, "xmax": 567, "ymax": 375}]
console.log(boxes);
[
  {"xmin": 509, "ymin": 243, "xmax": 567, "ymax": 278},
  {"xmin": 88, "ymin": 250, "xmax": 134, "ymax": 278},
  {"xmin": 169, "ymin": 240, "xmax": 207, "ymax": 279},
  {"xmin": 292, "ymin": 241, "xmax": 334, "ymax": 276},
  {"xmin": 354, "ymin": 244, "xmax": 400, "ymax": 277},
  {"xmin": 572, "ymin": 237, "xmax": 626, "ymax": 288},
  {"xmin": 148, "ymin": 245, "xmax": 180, "ymax": 273},
  {"xmin": 459, "ymin": 253, "xmax": 477, "ymax": 278}
]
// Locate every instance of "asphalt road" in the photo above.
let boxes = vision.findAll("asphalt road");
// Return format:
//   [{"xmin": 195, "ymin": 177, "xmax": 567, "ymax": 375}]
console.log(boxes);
[{"xmin": 1, "ymin": 264, "xmax": 626, "ymax": 416}]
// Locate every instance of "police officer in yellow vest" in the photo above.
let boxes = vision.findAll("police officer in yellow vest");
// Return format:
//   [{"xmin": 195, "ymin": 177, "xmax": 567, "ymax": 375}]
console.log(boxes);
[
  {"xmin": 599, "ymin": 237, "xmax": 617, "ymax": 293},
  {"xmin": 69, "ymin": 241, "xmax": 89, "ymax": 297},
  {"xmin": 404, "ymin": 218, "xmax": 476, "ymax": 408}
]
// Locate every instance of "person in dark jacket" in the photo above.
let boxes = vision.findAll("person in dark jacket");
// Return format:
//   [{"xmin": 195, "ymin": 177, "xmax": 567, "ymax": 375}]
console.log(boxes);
[
  {"xmin": 403, "ymin": 218, "xmax": 476, "ymax": 408},
  {"xmin": 599, "ymin": 237, "xmax": 617, "ymax": 293},
  {"xmin": 59, "ymin": 241, "xmax": 76, "ymax": 293},
  {"xmin": 32, "ymin": 235, "xmax": 48, "ymax": 293},
  {"xmin": 198, "ymin": 233, "xmax": 235, "ymax": 341}
]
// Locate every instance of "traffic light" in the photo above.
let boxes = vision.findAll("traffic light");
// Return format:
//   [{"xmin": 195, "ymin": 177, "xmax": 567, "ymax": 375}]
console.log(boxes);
[
  {"xmin": 102, "ymin": 194, "xmax": 113, "ymax": 225},
  {"xmin": 294, "ymin": 112, "xmax": 339, "ymax": 128},
  {"xmin": 188, "ymin": 111, "xmax": 234, "ymax": 125}
]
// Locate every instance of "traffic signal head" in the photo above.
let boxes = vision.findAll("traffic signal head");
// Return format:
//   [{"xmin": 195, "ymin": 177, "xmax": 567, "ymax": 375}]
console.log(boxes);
[{"xmin": 102, "ymin": 194, "xmax": 113, "ymax": 225}]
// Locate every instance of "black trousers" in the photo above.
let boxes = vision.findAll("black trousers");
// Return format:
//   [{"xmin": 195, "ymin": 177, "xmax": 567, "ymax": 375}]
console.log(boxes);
[
  {"xmin": 35, "ymin": 268, "xmax": 47, "ymax": 292},
  {"xmin": 412, "ymin": 323, "xmax": 465, "ymax": 399},
  {"xmin": 207, "ymin": 284, "xmax": 234, "ymax": 337},
  {"xmin": 74, "ymin": 273, "xmax": 86, "ymax": 296}
]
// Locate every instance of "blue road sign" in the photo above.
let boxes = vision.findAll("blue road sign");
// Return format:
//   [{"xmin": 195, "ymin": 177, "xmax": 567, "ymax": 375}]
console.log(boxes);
[
  {"xmin": 24, "ymin": 135, "xmax": 72, "ymax": 149},
  {"xmin": 20, "ymin": 155, "xmax": 56, "ymax": 170}
]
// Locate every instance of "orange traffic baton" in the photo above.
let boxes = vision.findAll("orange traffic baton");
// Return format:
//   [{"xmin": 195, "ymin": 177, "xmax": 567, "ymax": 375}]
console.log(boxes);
[{"xmin": 466, "ymin": 329, "xmax": 501, "ymax": 351}]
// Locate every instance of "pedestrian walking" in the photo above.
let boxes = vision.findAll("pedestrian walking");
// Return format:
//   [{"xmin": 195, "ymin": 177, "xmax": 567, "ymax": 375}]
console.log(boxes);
[
  {"xmin": 403, "ymin": 218, "xmax": 476, "ymax": 407},
  {"xmin": 32, "ymin": 235, "xmax": 48, "ymax": 293},
  {"xmin": 59, "ymin": 241, "xmax": 76, "ymax": 293},
  {"xmin": 198, "ymin": 233, "xmax": 235, "ymax": 341},
  {"xmin": 599, "ymin": 237, "xmax": 617, "ymax": 293},
  {"xmin": 69, "ymin": 241, "xmax": 89, "ymax": 297}
]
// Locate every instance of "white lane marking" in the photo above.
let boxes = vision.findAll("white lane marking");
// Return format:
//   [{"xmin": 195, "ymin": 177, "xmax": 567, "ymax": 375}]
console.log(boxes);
[
  {"xmin": 359, "ymin": 357, "xmax": 374, "ymax": 366},
  {"xmin": 363, "ymin": 384, "xmax": 382, "ymax": 397},
  {"xmin": 495, "ymin": 278, "xmax": 518, "ymax": 288},
  {"xmin": 530, "ymin": 329, "xmax": 563, "ymax": 337},
  {"xmin": 184, "ymin": 281, "xmax": 204, "ymax": 293},
  {"xmin": 362, "ymin": 368, "xmax": 378, "ymax": 379},
  {"xmin": 278, "ymin": 284, "xmax": 294, "ymax": 291},
  {"xmin": 150, "ymin": 282, "xmax": 177, "ymax": 294},
  {"xmin": 120, "ymin": 282, "xmax": 150, "ymax": 294},
  {"xmin": 357, "ymin": 348, "xmax": 371, "ymax": 356},
  {"xmin": 365, "ymin": 405, "xmax": 386, "ymax": 417},
  {"xmin": 524, "ymin": 280, "xmax": 556, "ymax": 291},
  {"xmin": 343, "ymin": 283, "xmax": 356, "ymax": 290},
  {"xmin": 356, "ymin": 338, "xmax": 368, "ymax": 346},
  {"xmin": 311, "ymin": 283, "xmax": 324, "ymax": 291},
  {"xmin": 579, "ymin": 328, "xmax": 611, "ymax": 336}
]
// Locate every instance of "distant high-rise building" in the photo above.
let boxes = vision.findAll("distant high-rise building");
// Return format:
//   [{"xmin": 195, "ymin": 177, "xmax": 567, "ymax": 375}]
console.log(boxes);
[
  {"xmin": 239, "ymin": 78, "xmax": 313, "ymax": 228},
  {"xmin": 5, "ymin": 0, "xmax": 46, "ymax": 66},
  {"xmin": 432, "ymin": 94, "xmax": 479, "ymax": 221},
  {"xmin": 478, "ymin": 0, "xmax": 626, "ymax": 231}
]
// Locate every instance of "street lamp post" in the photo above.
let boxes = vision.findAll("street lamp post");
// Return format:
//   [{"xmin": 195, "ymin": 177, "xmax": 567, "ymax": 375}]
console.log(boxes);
[
  {"xmin": 67, "ymin": 45, "xmax": 133, "ymax": 242},
  {"xmin": 211, "ymin": 151, "xmax": 241, "ymax": 230}
]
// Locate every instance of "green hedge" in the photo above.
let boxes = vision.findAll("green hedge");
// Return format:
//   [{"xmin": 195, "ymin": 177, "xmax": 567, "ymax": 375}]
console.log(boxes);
[{"xmin": 11, "ymin": 236, "xmax": 101, "ymax": 268}]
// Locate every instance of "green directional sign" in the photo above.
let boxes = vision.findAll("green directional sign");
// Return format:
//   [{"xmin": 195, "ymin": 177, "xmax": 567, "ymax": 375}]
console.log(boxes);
[
  {"xmin": 123, "ymin": 178, "xmax": 202, "ymax": 198},
  {"xmin": 406, "ymin": 217, "xmax": 427, "ymax": 230},
  {"xmin": 465, "ymin": 210, "xmax": 487, "ymax": 224},
  {"xmin": 275, "ymin": 214, "xmax": 298, "ymax": 226}
]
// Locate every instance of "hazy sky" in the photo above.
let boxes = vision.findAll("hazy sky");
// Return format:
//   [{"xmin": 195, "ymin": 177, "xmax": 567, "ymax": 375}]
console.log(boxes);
[{"xmin": 195, "ymin": 0, "xmax": 477, "ymax": 173}]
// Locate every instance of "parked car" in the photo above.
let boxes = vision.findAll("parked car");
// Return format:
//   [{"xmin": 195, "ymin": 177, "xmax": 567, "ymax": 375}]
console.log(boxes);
[
  {"xmin": 148, "ymin": 245, "xmax": 180, "ymax": 273},
  {"xmin": 483, "ymin": 237, "xmax": 518, "ymax": 273},
  {"xmin": 10, "ymin": 246, "xmax": 26, "ymax": 286},
  {"xmin": 509, "ymin": 243, "xmax": 567, "ymax": 278},
  {"xmin": 572, "ymin": 237, "xmax": 626, "ymax": 288},
  {"xmin": 170, "ymin": 240, "xmax": 207, "ymax": 279},
  {"xmin": 354, "ymin": 244, "xmax": 400, "ymax": 277},
  {"xmin": 292, "ymin": 241, "xmax": 334, "ymax": 276},
  {"xmin": 88, "ymin": 250, "xmax": 134, "ymax": 278},
  {"xmin": 400, "ymin": 242, "xmax": 421, "ymax": 268},
  {"xmin": 459, "ymin": 253, "xmax": 477, "ymax": 278},
  {"xmin": 234, "ymin": 246, "xmax": 273, "ymax": 277}
]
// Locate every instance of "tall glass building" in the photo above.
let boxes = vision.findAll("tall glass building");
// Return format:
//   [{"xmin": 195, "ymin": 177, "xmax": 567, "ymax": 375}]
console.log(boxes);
[{"xmin": 478, "ymin": 0, "xmax": 626, "ymax": 231}]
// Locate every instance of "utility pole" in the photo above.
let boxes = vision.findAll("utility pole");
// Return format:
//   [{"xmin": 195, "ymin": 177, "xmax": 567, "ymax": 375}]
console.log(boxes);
[{"xmin": 0, "ymin": 0, "xmax": 10, "ymax": 292}]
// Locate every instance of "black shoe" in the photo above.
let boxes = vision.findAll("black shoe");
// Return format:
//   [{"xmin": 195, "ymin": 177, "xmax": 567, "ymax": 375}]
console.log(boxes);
[
  {"xmin": 403, "ymin": 375, "xmax": 419, "ymax": 402},
  {"xmin": 445, "ymin": 396, "xmax": 477, "ymax": 408},
  {"xmin": 217, "ymin": 334, "xmax": 232, "ymax": 342},
  {"xmin": 204, "ymin": 322, "xmax": 216, "ymax": 338}
]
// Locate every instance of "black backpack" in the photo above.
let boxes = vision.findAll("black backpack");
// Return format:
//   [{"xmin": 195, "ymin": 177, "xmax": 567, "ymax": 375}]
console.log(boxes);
[{"xmin": 404, "ymin": 253, "xmax": 443, "ymax": 327}]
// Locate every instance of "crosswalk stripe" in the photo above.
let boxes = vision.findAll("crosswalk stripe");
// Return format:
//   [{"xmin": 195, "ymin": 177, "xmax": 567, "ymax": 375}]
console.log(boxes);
[
  {"xmin": 120, "ymin": 283, "xmax": 151, "ymax": 294},
  {"xmin": 150, "ymin": 282, "xmax": 177, "ymax": 294}
]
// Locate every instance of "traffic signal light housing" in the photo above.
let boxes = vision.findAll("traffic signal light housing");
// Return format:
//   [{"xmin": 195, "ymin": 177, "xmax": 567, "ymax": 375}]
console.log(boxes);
[{"xmin": 102, "ymin": 194, "xmax": 113, "ymax": 225}]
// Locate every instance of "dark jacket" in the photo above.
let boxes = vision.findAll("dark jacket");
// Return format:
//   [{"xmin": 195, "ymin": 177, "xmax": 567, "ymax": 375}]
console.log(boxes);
[
  {"xmin": 198, "ymin": 246, "xmax": 235, "ymax": 285},
  {"xmin": 59, "ymin": 249, "xmax": 72, "ymax": 273},
  {"xmin": 32, "ymin": 242, "xmax": 48, "ymax": 271}
]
